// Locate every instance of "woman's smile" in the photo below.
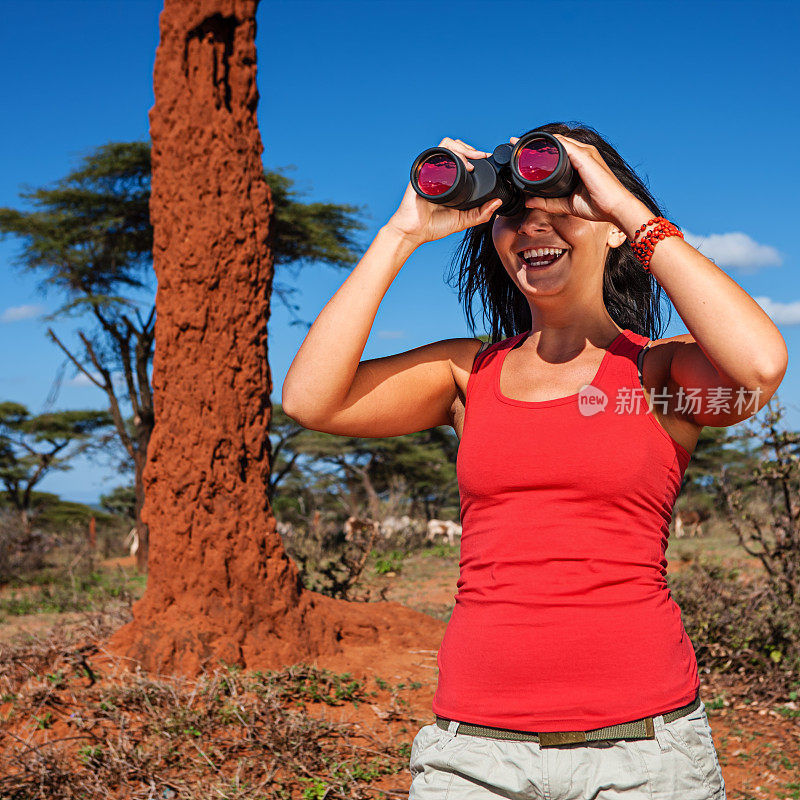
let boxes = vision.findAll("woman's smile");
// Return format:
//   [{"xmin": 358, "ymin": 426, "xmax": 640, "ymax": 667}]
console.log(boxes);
[{"xmin": 517, "ymin": 247, "xmax": 569, "ymax": 270}]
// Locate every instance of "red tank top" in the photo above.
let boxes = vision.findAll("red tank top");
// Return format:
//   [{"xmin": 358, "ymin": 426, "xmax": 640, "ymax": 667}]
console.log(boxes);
[{"xmin": 431, "ymin": 327, "xmax": 699, "ymax": 731}]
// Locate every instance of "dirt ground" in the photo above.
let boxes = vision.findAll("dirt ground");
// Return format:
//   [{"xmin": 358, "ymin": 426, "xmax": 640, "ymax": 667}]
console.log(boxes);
[{"xmin": 1, "ymin": 542, "xmax": 799, "ymax": 799}]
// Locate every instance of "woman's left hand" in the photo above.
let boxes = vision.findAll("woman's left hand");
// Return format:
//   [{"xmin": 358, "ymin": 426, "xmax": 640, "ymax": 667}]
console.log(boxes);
[{"xmin": 510, "ymin": 133, "xmax": 641, "ymax": 225}]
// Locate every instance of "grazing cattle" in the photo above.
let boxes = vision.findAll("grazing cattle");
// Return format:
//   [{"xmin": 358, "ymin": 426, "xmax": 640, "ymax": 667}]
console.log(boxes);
[
  {"xmin": 426, "ymin": 518, "xmax": 462, "ymax": 547},
  {"xmin": 125, "ymin": 527, "xmax": 139, "ymax": 557},
  {"xmin": 380, "ymin": 515, "xmax": 416, "ymax": 538},
  {"xmin": 673, "ymin": 509, "xmax": 710, "ymax": 538},
  {"xmin": 343, "ymin": 515, "xmax": 381, "ymax": 543}
]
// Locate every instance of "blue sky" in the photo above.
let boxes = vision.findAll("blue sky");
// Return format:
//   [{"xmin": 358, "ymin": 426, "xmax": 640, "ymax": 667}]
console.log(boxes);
[{"xmin": 1, "ymin": 0, "xmax": 798, "ymax": 504}]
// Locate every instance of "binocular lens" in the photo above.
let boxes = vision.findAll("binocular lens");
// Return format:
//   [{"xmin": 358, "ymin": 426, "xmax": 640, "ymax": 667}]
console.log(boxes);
[
  {"xmin": 410, "ymin": 130, "xmax": 578, "ymax": 214},
  {"xmin": 516, "ymin": 138, "xmax": 560, "ymax": 182},
  {"xmin": 416, "ymin": 153, "xmax": 458, "ymax": 196}
]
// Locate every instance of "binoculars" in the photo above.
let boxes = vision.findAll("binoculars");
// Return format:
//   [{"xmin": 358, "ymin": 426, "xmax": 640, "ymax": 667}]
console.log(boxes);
[{"xmin": 410, "ymin": 130, "xmax": 579, "ymax": 217}]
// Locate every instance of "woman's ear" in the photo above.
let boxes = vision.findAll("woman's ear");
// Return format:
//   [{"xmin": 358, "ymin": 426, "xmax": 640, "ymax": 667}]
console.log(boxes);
[{"xmin": 607, "ymin": 224, "xmax": 627, "ymax": 249}]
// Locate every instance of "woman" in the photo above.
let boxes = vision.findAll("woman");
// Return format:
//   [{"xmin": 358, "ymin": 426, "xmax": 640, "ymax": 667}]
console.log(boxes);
[{"xmin": 281, "ymin": 122, "xmax": 788, "ymax": 799}]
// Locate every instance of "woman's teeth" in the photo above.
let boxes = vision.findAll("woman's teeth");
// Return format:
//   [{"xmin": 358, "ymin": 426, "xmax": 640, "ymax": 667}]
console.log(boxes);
[{"xmin": 520, "ymin": 247, "xmax": 566, "ymax": 268}]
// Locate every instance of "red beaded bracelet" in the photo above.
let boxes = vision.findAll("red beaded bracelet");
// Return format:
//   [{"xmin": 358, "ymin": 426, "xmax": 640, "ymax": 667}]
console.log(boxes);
[{"xmin": 628, "ymin": 215, "xmax": 684, "ymax": 272}]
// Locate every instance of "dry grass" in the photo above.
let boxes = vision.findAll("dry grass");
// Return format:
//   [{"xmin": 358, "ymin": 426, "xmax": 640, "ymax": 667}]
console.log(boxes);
[{"xmin": 0, "ymin": 609, "xmax": 419, "ymax": 799}]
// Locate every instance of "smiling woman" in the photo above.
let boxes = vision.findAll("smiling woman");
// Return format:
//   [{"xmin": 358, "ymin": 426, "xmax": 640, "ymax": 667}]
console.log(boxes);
[{"xmin": 281, "ymin": 122, "xmax": 787, "ymax": 800}]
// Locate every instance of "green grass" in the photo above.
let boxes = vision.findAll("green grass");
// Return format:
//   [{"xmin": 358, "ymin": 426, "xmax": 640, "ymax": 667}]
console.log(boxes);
[
  {"xmin": 373, "ymin": 549, "xmax": 405, "ymax": 575},
  {"xmin": 0, "ymin": 569, "xmax": 145, "ymax": 619},
  {"xmin": 422, "ymin": 542, "xmax": 458, "ymax": 559},
  {"xmin": 780, "ymin": 782, "xmax": 800, "ymax": 800}
]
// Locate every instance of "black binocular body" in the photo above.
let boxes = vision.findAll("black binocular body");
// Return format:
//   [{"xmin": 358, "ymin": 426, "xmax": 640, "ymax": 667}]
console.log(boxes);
[{"xmin": 410, "ymin": 130, "xmax": 579, "ymax": 217}]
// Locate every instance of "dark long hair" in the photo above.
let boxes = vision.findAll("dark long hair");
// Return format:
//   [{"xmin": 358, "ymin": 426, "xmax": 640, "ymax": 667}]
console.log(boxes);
[{"xmin": 446, "ymin": 121, "xmax": 673, "ymax": 342}]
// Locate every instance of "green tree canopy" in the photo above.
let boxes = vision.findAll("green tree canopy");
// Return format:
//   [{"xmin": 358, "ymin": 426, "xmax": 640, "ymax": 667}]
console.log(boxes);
[
  {"xmin": 100, "ymin": 483, "xmax": 137, "ymax": 522},
  {"xmin": 0, "ymin": 140, "xmax": 368, "ymax": 568},
  {"xmin": 0, "ymin": 402, "xmax": 112, "ymax": 533}
]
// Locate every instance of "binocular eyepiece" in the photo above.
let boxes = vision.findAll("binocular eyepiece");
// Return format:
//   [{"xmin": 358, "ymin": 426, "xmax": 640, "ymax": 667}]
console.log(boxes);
[{"xmin": 410, "ymin": 130, "xmax": 579, "ymax": 217}]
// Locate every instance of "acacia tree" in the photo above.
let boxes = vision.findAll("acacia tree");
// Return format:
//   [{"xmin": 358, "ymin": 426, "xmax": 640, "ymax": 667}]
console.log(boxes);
[
  {"xmin": 0, "ymin": 143, "xmax": 366, "ymax": 570},
  {"xmin": 676, "ymin": 425, "xmax": 755, "ymax": 513},
  {"xmin": 0, "ymin": 402, "xmax": 112, "ymax": 534},
  {"xmin": 719, "ymin": 396, "xmax": 800, "ymax": 607},
  {"xmin": 269, "ymin": 409, "xmax": 460, "ymax": 522}
]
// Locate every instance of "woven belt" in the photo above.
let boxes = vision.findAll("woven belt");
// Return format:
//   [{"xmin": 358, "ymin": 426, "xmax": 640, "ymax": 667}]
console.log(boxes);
[{"xmin": 435, "ymin": 691, "xmax": 701, "ymax": 747}]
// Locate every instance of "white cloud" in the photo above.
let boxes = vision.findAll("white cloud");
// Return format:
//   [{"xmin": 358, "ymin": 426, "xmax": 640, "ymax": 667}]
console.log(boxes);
[
  {"xmin": 68, "ymin": 372, "xmax": 101, "ymax": 387},
  {"xmin": 682, "ymin": 231, "xmax": 782, "ymax": 274},
  {"xmin": 67, "ymin": 370, "xmax": 126, "ymax": 389},
  {"xmin": 753, "ymin": 296, "xmax": 800, "ymax": 326},
  {"xmin": 1, "ymin": 304, "xmax": 44, "ymax": 323},
  {"xmin": 377, "ymin": 330, "xmax": 405, "ymax": 339}
]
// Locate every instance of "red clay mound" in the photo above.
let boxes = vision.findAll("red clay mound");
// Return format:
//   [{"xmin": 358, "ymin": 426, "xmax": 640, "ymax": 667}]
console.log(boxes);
[{"xmin": 106, "ymin": 0, "xmax": 445, "ymax": 677}]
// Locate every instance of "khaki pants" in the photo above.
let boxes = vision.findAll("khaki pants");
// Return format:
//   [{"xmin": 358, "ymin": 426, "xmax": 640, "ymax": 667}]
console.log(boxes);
[{"xmin": 409, "ymin": 698, "xmax": 726, "ymax": 799}]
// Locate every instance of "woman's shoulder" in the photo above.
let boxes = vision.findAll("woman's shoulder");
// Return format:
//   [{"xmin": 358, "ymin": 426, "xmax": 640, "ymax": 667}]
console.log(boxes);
[
  {"xmin": 449, "ymin": 331, "xmax": 528, "ymax": 376},
  {"xmin": 476, "ymin": 339, "xmax": 491, "ymax": 357},
  {"xmin": 472, "ymin": 332, "xmax": 532, "ymax": 363},
  {"xmin": 449, "ymin": 338, "xmax": 491, "ymax": 375},
  {"xmin": 447, "ymin": 336, "xmax": 501, "ymax": 388},
  {"xmin": 467, "ymin": 334, "xmax": 516, "ymax": 361}
]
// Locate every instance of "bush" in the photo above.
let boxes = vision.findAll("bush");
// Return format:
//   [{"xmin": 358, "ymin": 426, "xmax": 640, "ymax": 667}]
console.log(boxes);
[
  {"xmin": 279, "ymin": 512, "xmax": 377, "ymax": 601},
  {"xmin": 0, "ymin": 511, "xmax": 55, "ymax": 582},
  {"xmin": 670, "ymin": 558, "xmax": 800, "ymax": 700},
  {"xmin": 370, "ymin": 523, "xmax": 428, "ymax": 556}
]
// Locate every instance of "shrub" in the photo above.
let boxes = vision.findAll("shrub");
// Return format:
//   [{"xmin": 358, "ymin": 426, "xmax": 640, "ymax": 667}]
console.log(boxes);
[{"xmin": 670, "ymin": 558, "xmax": 800, "ymax": 699}]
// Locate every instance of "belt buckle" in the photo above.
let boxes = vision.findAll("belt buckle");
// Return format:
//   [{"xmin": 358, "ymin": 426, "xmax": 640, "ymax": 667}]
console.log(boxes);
[
  {"xmin": 538, "ymin": 716, "xmax": 656, "ymax": 747},
  {"xmin": 538, "ymin": 730, "xmax": 587, "ymax": 747}
]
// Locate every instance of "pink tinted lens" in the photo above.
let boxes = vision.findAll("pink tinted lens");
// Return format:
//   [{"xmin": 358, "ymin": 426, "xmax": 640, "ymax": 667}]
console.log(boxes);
[
  {"xmin": 517, "ymin": 139, "xmax": 559, "ymax": 182},
  {"xmin": 417, "ymin": 154, "xmax": 458, "ymax": 195}
]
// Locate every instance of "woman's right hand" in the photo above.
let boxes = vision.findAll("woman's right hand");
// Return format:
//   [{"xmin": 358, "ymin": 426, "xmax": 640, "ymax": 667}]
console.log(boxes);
[{"xmin": 385, "ymin": 137, "xmax": 503, "ymax": 247}]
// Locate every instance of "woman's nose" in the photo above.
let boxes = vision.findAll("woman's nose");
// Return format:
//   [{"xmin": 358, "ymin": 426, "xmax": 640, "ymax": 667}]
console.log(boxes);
[{"xmin": 516, "ymin": 208, "xmax": 552, "ymax": 234}]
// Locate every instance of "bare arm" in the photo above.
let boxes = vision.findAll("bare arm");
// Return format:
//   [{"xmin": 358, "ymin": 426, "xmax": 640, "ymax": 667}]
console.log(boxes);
[
  {"xmin": 614, "ymin": 200, "xmax": 788, "ymax": 427},
  {"xmin": 280, "ymin": 218, "xmax": 489, "ymax": 436},
  {"xmin": 281, "ymin": 223, "xmax": 472, "ymax": 435},
  {"xmin": 286, "ymin": 334, "xmax": 485, "ymax": 437},
  {"xmin": 281, "ymin": 136, "xmax": 502, "ymax": 435}
]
